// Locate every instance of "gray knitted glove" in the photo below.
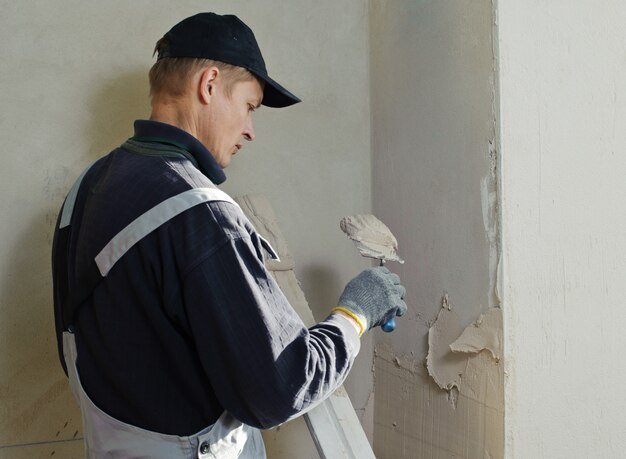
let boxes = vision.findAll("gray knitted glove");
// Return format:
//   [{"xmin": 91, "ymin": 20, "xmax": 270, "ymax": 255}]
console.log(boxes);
[{"xmin": 336, "ymin": 266, "xmax": 407, "ymax": 332}]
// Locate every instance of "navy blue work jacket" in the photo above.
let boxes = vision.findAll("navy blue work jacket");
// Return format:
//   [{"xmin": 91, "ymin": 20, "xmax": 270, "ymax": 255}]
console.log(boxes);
[{"xmin": 51, "ymin": 120, "xmax": 360, "ymax": 435}]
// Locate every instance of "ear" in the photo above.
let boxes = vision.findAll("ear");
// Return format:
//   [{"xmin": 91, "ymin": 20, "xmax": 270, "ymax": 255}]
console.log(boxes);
[{"xmin": 198, "ymin": 66, "xmax": 220, "ymax": 105}]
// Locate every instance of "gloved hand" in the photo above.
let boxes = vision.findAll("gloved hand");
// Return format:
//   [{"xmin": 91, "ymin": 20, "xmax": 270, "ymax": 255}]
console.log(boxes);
[{"xmin": 334, "ymin": 266, "xmax": 407, "ymax": 334}]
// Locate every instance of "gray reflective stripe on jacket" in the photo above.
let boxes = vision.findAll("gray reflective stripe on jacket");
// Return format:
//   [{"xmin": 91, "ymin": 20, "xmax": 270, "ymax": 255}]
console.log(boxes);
[
  {"xmin": 60, "ymin": 162, "xmax": 276, "ymax": 457},
  {"xmin": 95, "ymin": 187, "xmax": 238, "ymax": 276},
  {"xmin": 61, "ymin": 167, "xmax": 279, "ymax": 277}
]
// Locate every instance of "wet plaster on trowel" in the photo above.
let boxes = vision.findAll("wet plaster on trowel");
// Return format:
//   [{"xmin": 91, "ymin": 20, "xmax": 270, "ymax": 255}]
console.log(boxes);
[
  {"xmin": 426, "ymin": 294, "xmax": 503, "ymax": 409},
  {"xmin": 339, "ymin": 214, "xmax": 404, "ymax": 264}
]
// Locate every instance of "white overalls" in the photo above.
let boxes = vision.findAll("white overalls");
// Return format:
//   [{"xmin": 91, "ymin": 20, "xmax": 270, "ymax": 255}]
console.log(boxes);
[{"xmin": 59, "ymin": 167, "xmax": 276, "ymax": 458}]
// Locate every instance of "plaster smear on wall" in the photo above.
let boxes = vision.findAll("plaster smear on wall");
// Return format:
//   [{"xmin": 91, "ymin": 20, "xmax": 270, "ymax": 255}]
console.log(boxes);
[
  {"xmin": 425, "ymin": 295, "xmax": 467, "ymax": 402},
  {"xmin": 426, "ymin": 294, "xmax": 503, "ymax": 408},
  {"xmin": 451, "ymin": 307, "xmax": 502, "ymax": 361}
]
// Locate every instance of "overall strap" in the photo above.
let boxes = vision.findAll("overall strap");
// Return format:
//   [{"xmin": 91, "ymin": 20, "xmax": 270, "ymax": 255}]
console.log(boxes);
[
  {"xmin": 59, "ymin": 160, "xmax": 97, "ymax": 228},
  {"xmin": 54, "ymin": 160, "xmax": 98, "ymax": 373}
]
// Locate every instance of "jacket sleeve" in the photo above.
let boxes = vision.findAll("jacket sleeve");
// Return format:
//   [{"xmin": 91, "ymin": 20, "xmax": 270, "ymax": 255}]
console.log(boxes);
[{"xmin": 180, "ymin": 231, "xmax": 361, "ymax": 429}]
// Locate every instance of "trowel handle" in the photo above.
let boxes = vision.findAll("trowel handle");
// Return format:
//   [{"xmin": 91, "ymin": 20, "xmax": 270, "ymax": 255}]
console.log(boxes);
[
  {"xmin": 377, "ymin": 258, "xmax": 397, "ymax": 333},
  {"xmin": 381, "ymin": 311, "xmax": 397, "ymax": 333}
]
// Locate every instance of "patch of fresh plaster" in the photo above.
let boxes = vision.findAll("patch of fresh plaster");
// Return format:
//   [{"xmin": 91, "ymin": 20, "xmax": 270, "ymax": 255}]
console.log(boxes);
[
  {"xmin": 426, "ymin": 295, "xmax": 503, "ymax": 410},
  {"xmin": 451, "ymin": 308, "xmax": 502, "ymax": 361},
  {"xmin": 426, "ymin": 294, "xmax": 468, "ymax": 393}
]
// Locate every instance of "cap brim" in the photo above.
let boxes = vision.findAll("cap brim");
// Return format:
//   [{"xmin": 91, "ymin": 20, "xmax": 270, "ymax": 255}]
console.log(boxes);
[{"xmin": 255, "ymin": 73, "xmax": 301, "ymax": 108}]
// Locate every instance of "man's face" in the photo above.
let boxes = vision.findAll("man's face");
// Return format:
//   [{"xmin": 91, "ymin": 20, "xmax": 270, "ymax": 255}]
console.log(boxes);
[{"xmin": 202, "ymin": 78, "xmax": 263, "ymax": 168}]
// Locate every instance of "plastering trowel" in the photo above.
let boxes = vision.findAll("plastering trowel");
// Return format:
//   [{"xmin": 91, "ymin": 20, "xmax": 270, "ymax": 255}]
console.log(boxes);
[{"xmin": 340, "ymin": 214, "xmax": 405, "ymax": 332}]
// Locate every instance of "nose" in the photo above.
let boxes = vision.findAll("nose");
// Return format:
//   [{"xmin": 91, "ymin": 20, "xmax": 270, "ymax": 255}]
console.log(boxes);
[{"xmin": 243, "ymin": 119, "xmax": 256, "ymax": 142}]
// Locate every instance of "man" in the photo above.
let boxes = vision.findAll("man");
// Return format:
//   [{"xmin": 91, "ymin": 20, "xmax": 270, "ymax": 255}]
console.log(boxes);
[{"xmin": 52, "ymin": 12, "xmax": 406, "ymax": 458}]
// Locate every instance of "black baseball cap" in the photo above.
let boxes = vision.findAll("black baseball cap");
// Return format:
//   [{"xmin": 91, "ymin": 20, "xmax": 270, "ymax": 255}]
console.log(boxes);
[{"xmin": 157, "ymin": 13, "xmax": 301, "ymax": 108}]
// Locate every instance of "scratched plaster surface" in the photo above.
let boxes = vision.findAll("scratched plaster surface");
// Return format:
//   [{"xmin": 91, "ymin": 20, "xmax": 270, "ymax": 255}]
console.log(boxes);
[{"xmin": 374, "ymin": 343, "xmax": 503, "ymax": 459}]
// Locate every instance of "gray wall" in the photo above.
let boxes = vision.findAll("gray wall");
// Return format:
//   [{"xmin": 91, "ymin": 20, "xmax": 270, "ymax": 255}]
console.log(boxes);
[
  {"xmin": 0, "ymin": 1, "xmax": 372, "ymax": 456},
  {"xmin": 370, "ymin": 0, "xmax": 503, "ymax": 457}
]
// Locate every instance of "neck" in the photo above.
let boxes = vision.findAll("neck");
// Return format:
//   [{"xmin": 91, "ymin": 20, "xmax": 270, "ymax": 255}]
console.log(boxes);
[{"xmin": 149, "ymin": 97, "xmax": 198, "ymax": 138}]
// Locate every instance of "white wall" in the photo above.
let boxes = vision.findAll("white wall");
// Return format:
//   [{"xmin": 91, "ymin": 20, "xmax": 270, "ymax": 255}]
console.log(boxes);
[
  {"xmin": 498, "ymin": 1, "xmax": 626, "ymax": 457},
  {"xmin": 0, "ymin": 2, "xmax": 372, "ymax": 456}
]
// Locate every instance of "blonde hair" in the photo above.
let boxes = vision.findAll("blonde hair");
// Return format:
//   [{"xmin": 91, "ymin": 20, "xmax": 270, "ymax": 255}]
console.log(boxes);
[{"xmin": 149, "ymin": 38, "xmax": 257, "ymax": 98}]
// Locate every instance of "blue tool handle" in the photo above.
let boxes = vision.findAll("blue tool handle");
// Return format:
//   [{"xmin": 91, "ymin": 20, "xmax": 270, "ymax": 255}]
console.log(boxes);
[
  {"xmin": 381, "ymin": 310, "xmax": 397, "ymax": 333},
  {"xmin": 377, "ymin": 259, "xmax": 397, "ymax": 333},
  {"xmin": 381, "ymin": 317, "xmax": 396, "ymax": 332}
]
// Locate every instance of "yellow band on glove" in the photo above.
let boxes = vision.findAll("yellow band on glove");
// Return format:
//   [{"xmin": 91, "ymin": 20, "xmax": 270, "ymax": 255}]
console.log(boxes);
[{"xmin": 331, "ymin": 306, "xmax": 366, "ymax": 336}]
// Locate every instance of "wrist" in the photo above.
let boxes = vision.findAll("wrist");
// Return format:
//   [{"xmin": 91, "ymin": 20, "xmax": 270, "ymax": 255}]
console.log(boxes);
[{"xmin": 331, "ymin": 306, "xmax": 367, "ymax": 336}]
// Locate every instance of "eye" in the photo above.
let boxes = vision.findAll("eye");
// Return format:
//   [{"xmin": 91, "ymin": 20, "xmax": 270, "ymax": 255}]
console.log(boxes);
[{"xmin": 248, "ymin": 104, "xmax": 256, "ymax": 113}]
